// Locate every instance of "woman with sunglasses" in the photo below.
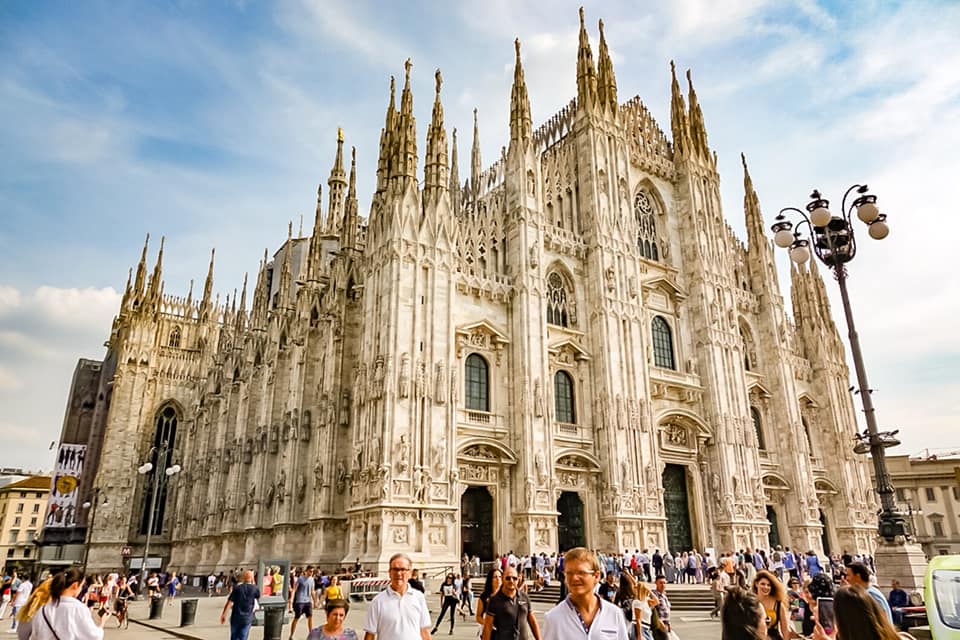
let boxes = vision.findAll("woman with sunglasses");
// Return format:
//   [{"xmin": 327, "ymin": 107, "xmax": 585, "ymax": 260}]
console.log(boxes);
[{"xmin": 432, "ymin": 573, "xmax": 461, "ymax": 635}]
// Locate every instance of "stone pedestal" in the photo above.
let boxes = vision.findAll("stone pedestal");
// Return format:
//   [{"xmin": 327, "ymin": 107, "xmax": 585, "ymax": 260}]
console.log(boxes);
[{"xmin": 874, "ymin": 539, "xmax": 928, "ymax": 592}]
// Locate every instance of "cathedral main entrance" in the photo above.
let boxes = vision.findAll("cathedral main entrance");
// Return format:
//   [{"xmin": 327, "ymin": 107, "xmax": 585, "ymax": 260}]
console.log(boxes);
[
  {"xmin": 557, "ymin": 491, "xmax": 585, "ymax": 551},
  {"xmin": 461, "ymin": 486, "xmax": 494, "ymax": 561},
  {"xmin": 662, "ymin": 464, "xmax": 693, "ymax": 553},
  {"xmin": 767, "ymin": 506, "xmax": 781, "ymax": 548},
  {"xmin": 819, "ymin": 510, "xmax": 831, "ymax": 556}
]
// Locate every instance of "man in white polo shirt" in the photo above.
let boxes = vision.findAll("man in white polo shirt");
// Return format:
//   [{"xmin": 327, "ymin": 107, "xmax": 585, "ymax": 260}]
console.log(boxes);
[
  {"xmin": 363, "ymin": 553, "xmax": 431, "ymax": 640},
  {"xmin": 543, "ymin": 547, "xmax": 629, "ymax": 640}
]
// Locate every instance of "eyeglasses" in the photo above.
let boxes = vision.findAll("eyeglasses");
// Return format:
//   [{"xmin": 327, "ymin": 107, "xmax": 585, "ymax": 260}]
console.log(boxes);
[
  {"xmin": 389, "ymin": 567, "xmax": 410, "ymax": 573},
  {"xmin": 503, "ymin": 576, "xmax": 519, "ymax": 582},
  {"xmin": 564, "ymin": 571, "xmax": 598, "ymax": 579}
]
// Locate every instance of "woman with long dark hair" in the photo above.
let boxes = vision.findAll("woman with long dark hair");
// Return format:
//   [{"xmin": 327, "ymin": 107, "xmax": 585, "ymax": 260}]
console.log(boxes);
[
  {"xmin": 31, "ymin": 568, "xmax": 110, "ymax": 640},
  {"xmin": 475, "ymin": 567, "xmax": 502, "ymax": 627},
  {"xmin": 432, "ymin": 573, "xmax": 460, "ymax": 635},
  {"xmin": 721, "ymin": 587, "xmax": 767, "ymax": 640},
  {"xmin": 812, "ymin": 586, "xmax": 902, "ymax": 640}
]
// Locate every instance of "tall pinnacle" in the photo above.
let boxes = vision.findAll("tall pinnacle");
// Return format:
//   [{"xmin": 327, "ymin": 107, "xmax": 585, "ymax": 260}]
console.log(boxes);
[
  {"xmin": 450, "ymin": 128, "xmax": 461, "ymax": 214},
  {"xmin": 424, "ymin": 68, "xmax": 449, "ymax": 199},
  {"xmin": 741, "ymin": 153, "xmax": 766, "ymax": 249},
  {"xmin": 236, "ymin": 272, "xmax": 248, "ymax": 332},
  {"xmin": 470, "ymin": 108, "xmax": 482, "ymax": 199},
  {"xmin": 669, "ymin": 61, "xmax": 689, "ymax": 159},
  {"xmin": 509, "ymin": 39, "xmax": 533, "ymax": 147},
  {"xmin": 576, "ymin": 7, "xmax": 598, "ymax": 113},
  {"xmin": 342, "ymin": 147, "xmax": 360, "ymax": 249},
  {"xmin": 686, "ymin": 69, "xmax": 709, "ymax": 157},
  {"xmin": 596, "ymin": 19, "xmax": 618, "ymax": 115},
  {"xmin": 376, "ymin": 76, "xmax": 398, "ymax": 193},
  {"xmin": 278, "ymin": 223, "xmax": 293, "ymax": 308},
  {"xmin": 145, "ymin": 236, "xmax": 165, "ymax": 304},
  {"xmin": 391, "ymin": 58, "xmax": 418, "ymax": 182},
  {"xmin": 326, "ymin": 128, "xmax": 347, "ymax": 235},
  {"xmin": 133, "ymin": 233, "xmax": 149, "ymax": 301},
  {"xmin": 200, "ymin": 248, "xmax": 215, "ymax": 317}
]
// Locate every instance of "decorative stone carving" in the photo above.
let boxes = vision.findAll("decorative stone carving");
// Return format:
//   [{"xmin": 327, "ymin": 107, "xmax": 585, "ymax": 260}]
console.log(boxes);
[
  {"xmin": 435, "ymin": 362, "xmax": 446, "ymax": 404},
  {"xmin": 396, "ymin": 435, "xmax": 410, "ymax": 473},
  {"xmin": 296, "ymin": 474, "xmax": 306, "ymax": 503},
  {"xmin": 313, "ymin": 461, "xmax": 324, "ymax": 490},
  {"xmin": 335, "ymin": 460, "xmax": 347, "ymax": 494},
  {"xmin": 665, "ymin": 423, "xmax": 688, "ymax": 447},
  {"xmin": 535, "ymin": 450, "xmax": 548, "ymax": 483},
  {"xmin": 463, "ymin": 445, "xmax": 498, "ymax": 461},
  {"xmin": 461, "ymin": 464, "xmax": 489, "ymax": 482},
  {"xmin": 533, "ymin": 378, "xmax": 543, "ymax": 417},
  {"xmin": 398, "ymin": 353, "xmax": 410, "ymax": 398},
  {"xmin": 432, "ymin": 438, "xmax": 447, "ymax": 475}
]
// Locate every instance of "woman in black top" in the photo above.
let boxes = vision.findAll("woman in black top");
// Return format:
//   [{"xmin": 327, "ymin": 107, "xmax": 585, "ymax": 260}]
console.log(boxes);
[
  {"xmin": 432, "ymin": 573, "xmax": 460, "ymax": 635},
  {"xmin": 476, "ymin": 568, "xmax": 503, "ymax": 628}
]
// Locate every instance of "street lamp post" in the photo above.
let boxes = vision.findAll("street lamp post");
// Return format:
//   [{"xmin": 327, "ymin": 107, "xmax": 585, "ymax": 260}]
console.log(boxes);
[
  {"xmin": 771, "ymin": 185, "xmax": 909, "ymax": 539},
  {"xmin": 773, "ymin": 185, "xmax": 927, "ymax": 587},
  {"xmin": 81, "ymin": 488, "xmax": 108, "ymax": 569},
  {"xmin": 137, "ymin": 441, "xmax": 181, "ymax": 585}
]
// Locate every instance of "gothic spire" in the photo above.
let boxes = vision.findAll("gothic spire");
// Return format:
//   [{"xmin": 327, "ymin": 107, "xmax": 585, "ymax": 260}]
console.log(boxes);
[
  {"xmin": 424, "ymin": 68, "xmax": 449, "ymax": 200},
  {"xmin": 200, "ymin": 248, "xmax": 215, "ymax": 318},
  {"xmin": 376, "ymin": 76, "xmax": 397, "ymax": 194},
  {"xmin": 576, "ymin": 7, "xmax": 598, "ymax": 113},
  {"xmin": 669, "ymin": 61, "xmax": 689, "ymax": 159},
  {"xmin": 686, "ymin": 69, "xmax": 709, "ymax": 157},
  {"xmin": 184, "ymin": 279, "xmax": 194, "ymax": 318},
  {"xmin": 235, "ymin": 272, "xmax": 248, "ymax": 332},
  {"xmin": 390, "ymin": 58, "xmax": 418, "ymax": 183},
  {"xmin": 596, "ymin": 19, "xmax": 618, "ymax": 115},
  {"xmin": 341, "ymin": 147, "xmax": 360, "ymax": 249},
  {"xmin": 278, "ymin": 223, "xmax": 293, "ymax": 309},
  {"xmin": 326, "ymin": 128, "xmax": 347, "ymax": 235},
  {"xmin": 509, "ymin": 39, "xmax": 533, "ymax": 148},
  {"xmin": 450, "ymin": 127, "xmax": 461, "ymax": 214},
  {"xmin": 251, "ymin": 248, "xmax": 268, "ymax": 329},
  {"xmin": 741, "ymin": 153, "xmax": 766, "ymax": 251},
  {"xmin": 307, "ymin": 181, "xmax": 324, "ymax": 281},
  {"xmin": 133, "ymin": 233, "xmax": 149, "ymax": 302},
  {"xmin": 471, "ymin": 108, "xmax": 481, "ymax": 199},
  {"xmin": 121, "ymin": 268, "xmax": 133, "ymax": 310},
  {"xmin": 145, "ymin": 236, "xmax": 165, "ymax": 305}
]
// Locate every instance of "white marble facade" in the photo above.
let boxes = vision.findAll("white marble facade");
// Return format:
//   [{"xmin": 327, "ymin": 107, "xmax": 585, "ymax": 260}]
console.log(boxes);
[{"xmin": 86, "ymin": 12, "xmax": 877, "ymax": 574}]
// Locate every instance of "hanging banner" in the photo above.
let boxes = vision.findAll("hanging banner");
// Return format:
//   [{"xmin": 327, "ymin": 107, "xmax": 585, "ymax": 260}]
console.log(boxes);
[{"xmin": 46, "ymin": 443, "xmax": 86, "ymax": 528}]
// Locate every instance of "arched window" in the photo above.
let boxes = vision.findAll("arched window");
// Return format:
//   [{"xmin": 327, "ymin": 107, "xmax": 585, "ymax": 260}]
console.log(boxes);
[
  {"xmin": 546, "ymin": 272, "xmax": 572, "ymax": 328},
  {"xmin": 635, "ymin": 190, "xmax": 660, "ymax": 261},
  {"xmin": 168, "ymin": 326, "xmax": 182, "ymax": 348},
  {"xmin": 554, "ymin": 371, "xmax": 576, "ymax": 424},
  {"xmin": 751, "ymin": 407, "xmax": 766, "ymax": 450},
  {"xmin": 651, "ymin": 316, "xmax": 675, "ymax": 370},
  {"xmin": 140, "ymin": 405, "xmax": 178, "ymax": 536},
  {"xmin": 465, "ymin": 354, "xmax": 490, "ymax": 412}
]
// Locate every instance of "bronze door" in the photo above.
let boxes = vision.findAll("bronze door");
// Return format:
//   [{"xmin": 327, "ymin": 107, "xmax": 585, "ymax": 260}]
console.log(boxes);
[
  {"xmin": 767, "ymin": 506, "xmax": 782, "ymax": 549},
  {"xmin": 662, "ymin": 464, "xmax": 693, "ymax": 552},
  {"xmin": 557, "ymin": 491, "xmax": 586, "ymax": 552},
  {"xmin": 461, "ymin": 486, "xmax": 494, "ymax": 561}
]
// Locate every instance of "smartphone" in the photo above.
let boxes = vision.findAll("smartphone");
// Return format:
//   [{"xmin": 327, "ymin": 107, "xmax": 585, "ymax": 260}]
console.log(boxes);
[
  {"xmin": 817, "ymin": 597, "xmax": 835, "ymax": 632},
  {"xmin": 96, "ymin": 607, "xmax": 109, "ymax": 618}
]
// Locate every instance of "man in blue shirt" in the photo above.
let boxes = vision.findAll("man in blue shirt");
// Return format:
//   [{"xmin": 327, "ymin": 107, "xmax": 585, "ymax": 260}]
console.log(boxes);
[
  {"xmin": 221, "ymin": 570, "xmax": 259, "ymax": 640},
  {"xmin": 847, "ymin": 562, "xmax": 893, "ymax": 623},
  {"xmin": 782, "ymin": 548, "xmax": 796, "ymax": 578},
  {"xmin": 887, "ymin": 579, "xmax": 909, "ymax": 629}
]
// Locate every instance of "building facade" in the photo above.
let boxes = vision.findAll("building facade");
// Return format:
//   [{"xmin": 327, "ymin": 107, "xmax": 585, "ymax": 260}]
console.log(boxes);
[
  {"xmin": 83, "ymin": 11, "xmax": 877, "ymax": 573},
  {"xmin": 881, "ymin": 454, "xmax": 960, "ymax": 558},
  {"xmin": 0, "ymin": 476, "xmax": 50, "ymax": 573}
]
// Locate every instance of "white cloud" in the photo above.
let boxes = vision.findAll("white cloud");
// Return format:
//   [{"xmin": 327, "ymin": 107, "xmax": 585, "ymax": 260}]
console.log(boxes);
[
  {"xmin": 0, "ymin": 366, "xmax": 21, "ymax": 392},
  {"xmin": 31, "ymin": 286, "xmax": 122, "ymax": 331},
  {"xmin": 0, "ymin": 286, "xmax": 21, "ymax": 314}
]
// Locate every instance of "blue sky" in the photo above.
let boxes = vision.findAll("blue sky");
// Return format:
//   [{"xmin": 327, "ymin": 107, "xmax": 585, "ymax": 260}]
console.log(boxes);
[{"xmin": 1, "ymin": 0, "xmax": 958, "ymax": 470}]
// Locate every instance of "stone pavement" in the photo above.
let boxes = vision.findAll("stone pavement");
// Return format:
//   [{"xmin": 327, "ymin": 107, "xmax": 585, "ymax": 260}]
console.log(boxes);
[{"xmin": 113, "ymin": 592, "xmax": 723, "ymax": 640}]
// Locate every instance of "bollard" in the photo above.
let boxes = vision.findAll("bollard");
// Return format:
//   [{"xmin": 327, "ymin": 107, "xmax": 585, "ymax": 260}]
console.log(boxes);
[
  {"xmin": 262, "ymin": 606, "xmax": 284, "ymax": 640},
  {"xmin": 179, "ymin": 598, "xmax": 198, "ymax": 626},
  {"xmin": 148, "ymin": 596, "xmax": 164, "ymax": 620}
]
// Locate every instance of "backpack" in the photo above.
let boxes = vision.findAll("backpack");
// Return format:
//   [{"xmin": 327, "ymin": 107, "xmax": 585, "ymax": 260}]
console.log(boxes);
[{"xmin": 620, "ymin": 598, "xmax": 633, "ymax": 622}]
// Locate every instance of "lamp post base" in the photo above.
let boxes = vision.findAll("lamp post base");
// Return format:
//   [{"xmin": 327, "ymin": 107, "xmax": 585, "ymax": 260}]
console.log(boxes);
[{"xmin": 874, "ymin": 538, "xmax": 928, "ymax": 593}]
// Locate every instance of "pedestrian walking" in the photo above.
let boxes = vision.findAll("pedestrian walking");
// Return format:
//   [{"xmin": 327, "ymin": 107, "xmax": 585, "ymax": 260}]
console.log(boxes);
[
  {"xmin": 289, "ymin": 566, "xmax": 319, "ymax": 638},
  {"xmin": 362, "ymin": 553, "xmax": 431, "ymax": 640},
  {"xmin": 308, "ymin": 598, "xmax": 357, "ymax": 639},
  {"xmin": 220, "ymin": 570, "xmax": 259, "ymax": 640},
  {"xmin": 542, "ymin": 548, "xmax": 628, "ymax": 640},
  {"xmin": 31, "ymin": 568, "xmax": 111, "ymax": 640},
  {"xmin": 431, "ymin": 573, "xmax": 460, "ymax": 635},
  {"xmin": 482, "ymin": 565, "xmax": 541, "ymax": 640}
]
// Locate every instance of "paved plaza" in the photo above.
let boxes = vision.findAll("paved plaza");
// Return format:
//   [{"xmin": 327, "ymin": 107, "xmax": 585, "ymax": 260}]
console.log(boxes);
[{"xmin": 112, "ymin": 591, "xmax": 722, "ymax": 640}]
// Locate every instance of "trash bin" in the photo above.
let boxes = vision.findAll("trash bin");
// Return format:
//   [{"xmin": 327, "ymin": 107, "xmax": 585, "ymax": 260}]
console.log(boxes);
[
  {"xmin": 148, "ymin": 596, "xmax": 164, "ymax": 620},
  {"xmin": 180, "ymin": 598, "xmax": 198, "ymax": 626},
  {"xmin": 262, "ymin": 606, "xmax": 284, "ymax": 640}
]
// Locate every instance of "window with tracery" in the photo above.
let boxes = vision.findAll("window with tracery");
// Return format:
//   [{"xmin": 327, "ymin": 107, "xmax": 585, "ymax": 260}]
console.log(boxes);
[
  {"xmin": 651, "ymin": 315, "xmax": 675, "ymax": 370},
  {"xmin": 635, "ymin": 190, "xmax": 660, "ymax": 261},
  {"xmin": 546, "ymin": 272, "xmax": 571, "ymax": 327},
  {"xmin": 751, "ymin": 407, "xmax": 766, "ymax": 450},
  {"xmin": 140, "ymin": 405, "xmax": 178, "ymax": 536},
  {"xmin": 168, "ymin": 326, "xmax": 182, "ymax": 348},
  {"xmin": 554, "ymin": 371, "xmax": 576, "ymax": 424},
  {"xmin": 465, "ymin": 354, "xmax": 490, "ymax": 412}
]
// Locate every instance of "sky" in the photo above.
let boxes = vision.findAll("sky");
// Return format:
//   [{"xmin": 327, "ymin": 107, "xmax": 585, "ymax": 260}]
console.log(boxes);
[{"xmin": 1, "ymin": 0, "xmax": 958, "ymax": 472}]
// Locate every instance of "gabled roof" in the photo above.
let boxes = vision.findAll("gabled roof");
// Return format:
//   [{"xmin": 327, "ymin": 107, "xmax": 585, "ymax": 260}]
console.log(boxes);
[
  {"xmin": 0, "ymin": 476, "xmax": 52, "ymax": 492},
  {"xmin": 642, "ymin": 274, "xmax": 687, "ymax": 301}
]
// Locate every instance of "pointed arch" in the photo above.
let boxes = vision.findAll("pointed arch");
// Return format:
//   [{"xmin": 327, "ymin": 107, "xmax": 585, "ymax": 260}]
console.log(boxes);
[
  {"xmin": 168, "ymin": 325, "xmax": 182, "ymax": 348},
  {"xmin": 651, "ymin": 315, "xmax": 675, "ymax": 369},
  {"xmin": 750, "ymin": 406, "xmax": 766, "ymax": 450},
  {"xmin": 634, "ymin": 180, "xmax": 665, "ymax": 261},
  {"xmin": 545, "ymin": 262, "xmax": 577, "ymax": 328},
  {"xmin": 739, "ymin": 319, "xmax": 757, "ymax": 371}
]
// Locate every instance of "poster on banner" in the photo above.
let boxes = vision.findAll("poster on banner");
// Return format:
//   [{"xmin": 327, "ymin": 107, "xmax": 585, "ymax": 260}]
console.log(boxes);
[{"xmin": 46, "ymin": 443, "xmax": 86, "ymax": 528}]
